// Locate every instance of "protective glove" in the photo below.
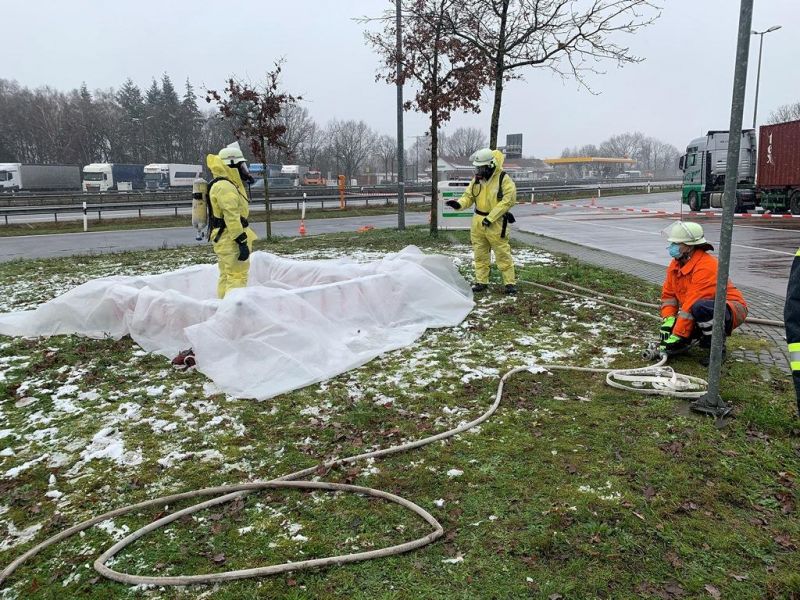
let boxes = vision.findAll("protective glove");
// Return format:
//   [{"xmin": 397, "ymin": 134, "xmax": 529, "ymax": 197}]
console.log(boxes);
[
  {"xmin": 481, "ymin": 217, "xmax": 492, "ymax": 227},
  {"xmin": 659, "ymin": 316, "xmax": 676, "ymax": 343},
  {"xmin": 234, "ymin": 232, "xmax": 250, "ymax": 261},
  {"xmin": 445, "ymin": 200, "xmax": 461, "ymax": 210},
  {"xmin": 660, "ymin": 333, "xmax": 690, "ymax": 355}
]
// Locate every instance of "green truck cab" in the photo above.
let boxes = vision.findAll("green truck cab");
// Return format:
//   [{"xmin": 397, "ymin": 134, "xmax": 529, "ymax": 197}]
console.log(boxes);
[{"xmin": 679, "ymin": 129, "xmax": 756, "ymax": 212}]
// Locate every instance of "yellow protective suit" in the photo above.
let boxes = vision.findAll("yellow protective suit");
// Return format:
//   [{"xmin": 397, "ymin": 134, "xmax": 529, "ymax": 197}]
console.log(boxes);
[
  {"xmin": 454, "ymin": 149, "xmax": 516, "ymax": 285},
  {"xmin": 206, "ymin": 154, "xmax": 258, "ymax": 299}
]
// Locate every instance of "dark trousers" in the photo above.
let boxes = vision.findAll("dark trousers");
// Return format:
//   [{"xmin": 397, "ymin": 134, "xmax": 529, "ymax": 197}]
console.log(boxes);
[{"xmin": 690, "ymin": 299, "xmax": 733, "ymax": 348}]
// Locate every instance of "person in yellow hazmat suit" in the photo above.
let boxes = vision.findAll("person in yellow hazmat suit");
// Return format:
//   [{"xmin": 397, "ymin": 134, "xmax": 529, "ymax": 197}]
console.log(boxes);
[
  {"xmin": 171, "ymin": 143, "xmax": 257, "ymax": 370},
  {"xmin": 445, "ymin": 148, "xmax": 517, "ymax": 294},
  {"xmin": 207, "ymin": 144, "xmax": 258, "ymax": 299}
]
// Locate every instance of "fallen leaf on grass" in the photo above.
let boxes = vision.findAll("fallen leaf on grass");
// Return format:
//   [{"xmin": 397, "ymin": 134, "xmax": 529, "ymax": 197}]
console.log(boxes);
[
  {"xmin": 663, "ymin": 582, "xmax": 686, "ymax": 598},
  {"xmin": 730, "ymin": 573, "xmax": 748, "ymax": 581},
  {"xmin": 704, "ymin": 583, "xmax": 721, "ymax": 599},
  {"xmin": 773, "ymin": 534, "xmax": 797, "ymax": 550},
  {"xmin": 665, "ymin": 551, "xmax": 683, "ymax": 568},
  {"xmin": 659, "ymin": 441, "xmax": 683, "ymax": 457},
  {"xmin": 212, "ymin": 553, "xmax": 225, "ymax": 564},
  {"xmin": 644, "ymin": 486, "xmax": 656, "ymax": 500}
]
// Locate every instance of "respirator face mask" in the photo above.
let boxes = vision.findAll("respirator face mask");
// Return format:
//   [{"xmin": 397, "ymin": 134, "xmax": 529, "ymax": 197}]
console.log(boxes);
[
  {"xmin": 475, "ymin": 164, "xmax": 495, "ymax": 181},
  {"xmin": 237, "ymin": 162, "xmax": 255, "ymax": 185}
]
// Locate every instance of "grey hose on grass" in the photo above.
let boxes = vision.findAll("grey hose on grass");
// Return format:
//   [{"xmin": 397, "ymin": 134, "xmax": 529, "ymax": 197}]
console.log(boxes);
[
  {"xmin": 547, "ymin": 279, "xmax": 785, "ymax": 328},
  {"xmin": 1, "ymin": 283, "xmax": 709, "ymax": 588}
]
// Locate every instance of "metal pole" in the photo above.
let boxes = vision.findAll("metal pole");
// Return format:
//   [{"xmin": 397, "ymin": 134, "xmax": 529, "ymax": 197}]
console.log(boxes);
[
  {"xmin": 752, "ymin": 33, "xmax": 764, "ymax": 129},
  {"xmin": 692, "ymin": 0, "xmax": 753, "ymax": 418},
  {"xmin": 395, "ymin": 0, "xmax": 406, "ymax": 230}
]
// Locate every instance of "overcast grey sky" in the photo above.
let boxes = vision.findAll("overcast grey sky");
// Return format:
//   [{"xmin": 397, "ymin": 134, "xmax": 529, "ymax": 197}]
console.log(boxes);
[{"xmin": 5, "ymin": 0, "xmax": 798, "ymax": 158}]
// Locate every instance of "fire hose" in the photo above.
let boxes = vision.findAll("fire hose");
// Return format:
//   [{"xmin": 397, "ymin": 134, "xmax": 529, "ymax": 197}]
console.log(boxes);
[{"xmin": 0, "ymin": 282, "xmax": 716, "ymax": 588}]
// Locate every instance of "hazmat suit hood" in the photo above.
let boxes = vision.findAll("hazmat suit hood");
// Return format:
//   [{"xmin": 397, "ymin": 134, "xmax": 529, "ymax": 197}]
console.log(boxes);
[
  {"xmin": 490, "ymin": 149, "xmax": 505, "ymax": 174},
  {"xmin": 206, "ymin": 153, "xmax": 248, "ymax": 199}
]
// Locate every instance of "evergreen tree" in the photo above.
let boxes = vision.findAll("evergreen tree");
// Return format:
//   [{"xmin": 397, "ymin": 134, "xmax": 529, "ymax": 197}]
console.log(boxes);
[
  {"xmin": 179, "ymin": 79, "xmax": 203, "ymax": 162},
  {"xmin": 116, "ymin": 78, "xmax": 145, "ymax": 162}
]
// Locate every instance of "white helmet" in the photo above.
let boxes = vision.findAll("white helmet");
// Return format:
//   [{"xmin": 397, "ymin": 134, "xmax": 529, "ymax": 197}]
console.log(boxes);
[
  {"xmin": 470, "ymin": 148, "xmax": 495, "ymax": 167},
  {"xmin": 219, "ymin": 142, "xmax": 247, "ymax": 166},
  {"xmin": 665, "ymin": 221, "xmax": 707, "ymax": 245}
]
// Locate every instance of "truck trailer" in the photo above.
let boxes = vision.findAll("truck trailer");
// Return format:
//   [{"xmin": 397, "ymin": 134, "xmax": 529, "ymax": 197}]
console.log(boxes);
[
  {"xmin": 679, "ymin": 130, "xmax": 757, "ymax": 212},
  {"xmin": 0, "ymin": 163, "xmax": 82, "ymax": 192},
  {"xmin": 83, "ymin": 163, "xmax": 146, "ymax": 192},
  {"xmin": 756, "ymin": 119, "xmax": 800, "ymax": 214},
  {"xmin": 281, "ymin": 165, "xmax": 308, "ymax": 187},
  {"xmin": 143, "ymin": 163, "xmax": 202, "ymax": 190}
]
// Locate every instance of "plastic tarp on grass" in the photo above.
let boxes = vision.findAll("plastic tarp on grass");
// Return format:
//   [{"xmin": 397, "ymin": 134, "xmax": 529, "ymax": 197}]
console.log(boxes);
[{"xmin": 0, "ymin": 246, "xmax": 474, "ymax": 400}]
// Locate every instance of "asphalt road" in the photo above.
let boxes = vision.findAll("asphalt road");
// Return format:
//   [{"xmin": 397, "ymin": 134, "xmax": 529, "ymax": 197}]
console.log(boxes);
[
  {"xmin": 513, "ymin": 191, "xmax": 799, "ymax": 298},
  {"xmin": 1, "ymin": 189, "xmax": 795, "ymax": 298}
]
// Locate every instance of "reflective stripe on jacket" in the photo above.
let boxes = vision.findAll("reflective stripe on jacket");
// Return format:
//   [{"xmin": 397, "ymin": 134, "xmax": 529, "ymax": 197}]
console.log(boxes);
[
  {"xmin": 785, "ymin": 248, "xmax": 800, "ymax": 373},
  {"xmin": 660, "ymin": 249, "xmax": 747, "ymax": 338}
]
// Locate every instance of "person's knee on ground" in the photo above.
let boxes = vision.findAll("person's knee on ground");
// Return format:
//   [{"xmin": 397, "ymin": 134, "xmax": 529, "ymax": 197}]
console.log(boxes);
[{"xmin": 690, "ymin": 299, "xmax": 733, "ymax": 349}]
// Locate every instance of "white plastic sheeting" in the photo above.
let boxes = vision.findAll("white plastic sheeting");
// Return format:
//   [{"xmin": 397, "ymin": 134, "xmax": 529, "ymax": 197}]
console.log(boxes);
[{"xmin": 0, "ymin": 246, "xmax": 474, "ymax": 400}]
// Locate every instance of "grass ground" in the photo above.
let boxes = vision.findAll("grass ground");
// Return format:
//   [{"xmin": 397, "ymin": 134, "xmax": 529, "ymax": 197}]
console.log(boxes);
[{"xmin": 0, "ymin": 228, "xmax": 797, "ymax": 600}]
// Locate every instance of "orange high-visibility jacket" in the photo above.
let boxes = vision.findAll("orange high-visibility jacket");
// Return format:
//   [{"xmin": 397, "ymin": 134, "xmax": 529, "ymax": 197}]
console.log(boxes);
[{"xmin": 660, "ymin": 249, "xmax": 748, "ymax": 338}]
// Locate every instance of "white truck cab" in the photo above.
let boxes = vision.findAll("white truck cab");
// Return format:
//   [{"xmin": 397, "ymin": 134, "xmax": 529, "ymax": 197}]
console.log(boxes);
[
  {"xmin": 144, "ymin": 163, "xmax": 170, "ymax": 190},
  {"xmin": 82, "ymin": 163, "xmax": 113, "ymax": 192},
  {"xmin": 0, "ymin": 163, "xmax": 21, "ymax": 191}
]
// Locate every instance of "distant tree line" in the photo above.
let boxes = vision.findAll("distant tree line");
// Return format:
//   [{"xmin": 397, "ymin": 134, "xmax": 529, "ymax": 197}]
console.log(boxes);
[
  {"xmin": 561, "ymin": 132, "xmax": 681, "ymax": 177},
  {"xmin": 0, "ymin": 75, "xmax": 495, "ymax": 183}
]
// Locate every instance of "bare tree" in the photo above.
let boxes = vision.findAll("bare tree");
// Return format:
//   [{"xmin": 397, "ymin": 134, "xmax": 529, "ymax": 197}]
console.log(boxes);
[
  {"xmin": 207, "ymin": 60, "xmax": 300, "ymax": 240},
  {"xmin": 444, "ymin": 126, "xmax": 486, "ymax": 156},
  {"xmin": 276, "ymin": 103, "xmax": 316, "ymax": 162},
  {"xmin": 447, "ymin": 0, "xmax": 660, "ymax": 148},
  {"xmin": 599, "ymin": 131, "xmax": 644, "ymax": 160},
  {"xmin": 297, "ymin": 121, "xmax": 326, "ymax": 170},
  {"xmin": 375, "ymin": 134, "xmax": 397, "ymax": 182},
  {"xmin": 365, "ymin": 0, "xmax": 491, "ymax": 234},
  {"xmin": 768, "ymin": 102, "xmax": 800, "ymax": 124},
  {"xmin": 327, "ymin": 119, "xmax": 378, "ymax": 182}
]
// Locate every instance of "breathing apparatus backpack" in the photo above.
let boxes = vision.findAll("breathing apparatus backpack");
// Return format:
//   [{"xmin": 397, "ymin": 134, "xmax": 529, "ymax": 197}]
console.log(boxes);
[{"xmin": 192, "ymin": 177, "xmax": 250, "ymax": 242}]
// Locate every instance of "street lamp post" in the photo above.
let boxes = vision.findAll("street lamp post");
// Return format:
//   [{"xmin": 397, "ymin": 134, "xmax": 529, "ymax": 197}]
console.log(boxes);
[{"xmin": 751, "ymin": 25, "xmax": 781, "ymax": 128}]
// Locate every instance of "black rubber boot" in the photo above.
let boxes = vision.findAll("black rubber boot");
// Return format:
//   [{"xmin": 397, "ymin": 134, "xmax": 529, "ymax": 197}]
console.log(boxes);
[
  {"xmin": 504, "ymin": 284, "xmax": 518, "ymax": 295},
  {"xmin": 472, "ymin": 283, "xmax": 488, "ymax": 293}
]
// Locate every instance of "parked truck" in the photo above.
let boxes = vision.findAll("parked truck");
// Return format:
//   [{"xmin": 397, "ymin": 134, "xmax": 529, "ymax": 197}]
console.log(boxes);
[
  {"xmin": 679, "ymin": 129, "xmax": 757, "ymax": 212},
  {"xmin": 680, "ymin": 122, "xmax": 800, "ymax": 214},
  {"xmin": 302, "ymin": 170, "xmax": 326, "ymax": 186},
  {"xmin": 82, "ymin": 163, "xmax": 145, "ymax": 192},
  {"xmin": 0, "ymin": 163, "xmax": 81, "ymax": 192},
  {"xmin": 143, "ymin": 163, "xmax": 203, "ymax": 190},
  {"xmin": 281, "ymin": 165, "xmax": 308, "ymax": 187},
  {"xmin": 756, "ymin": 119, "xmax": 800, "ymax": 214}
]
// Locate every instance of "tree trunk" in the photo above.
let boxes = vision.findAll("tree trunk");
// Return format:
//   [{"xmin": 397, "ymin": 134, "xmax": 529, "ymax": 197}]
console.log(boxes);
[
  {"xmin": 429, "ymin": 113, "xmax": 438, "ymax": 236},
  {"xmin": 489, "ymin": 0, "xmax": 509, "ymax": 149},
  {"xmin": 260, "ymin": 135, "xmax": 272, "ymax": 240},
  {"xmin": 489, "ymin": 66, "xmax": 504, "ymax": 150}
]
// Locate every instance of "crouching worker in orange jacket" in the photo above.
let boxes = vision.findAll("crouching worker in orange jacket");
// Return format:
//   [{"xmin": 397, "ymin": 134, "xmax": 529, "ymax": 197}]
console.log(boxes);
[{"xmin": 659, "ymin": 221, "xmax": 748, "ymax": 366}]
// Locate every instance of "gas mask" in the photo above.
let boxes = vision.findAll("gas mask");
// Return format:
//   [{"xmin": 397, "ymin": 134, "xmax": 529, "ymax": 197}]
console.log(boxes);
[
  {"xmin": 237, "ymin": 162, "xmax": 255, "ymax": 185},
  {"xmin": 475, "ymin": 164, "xmax": 495, "ymax": 181}
]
